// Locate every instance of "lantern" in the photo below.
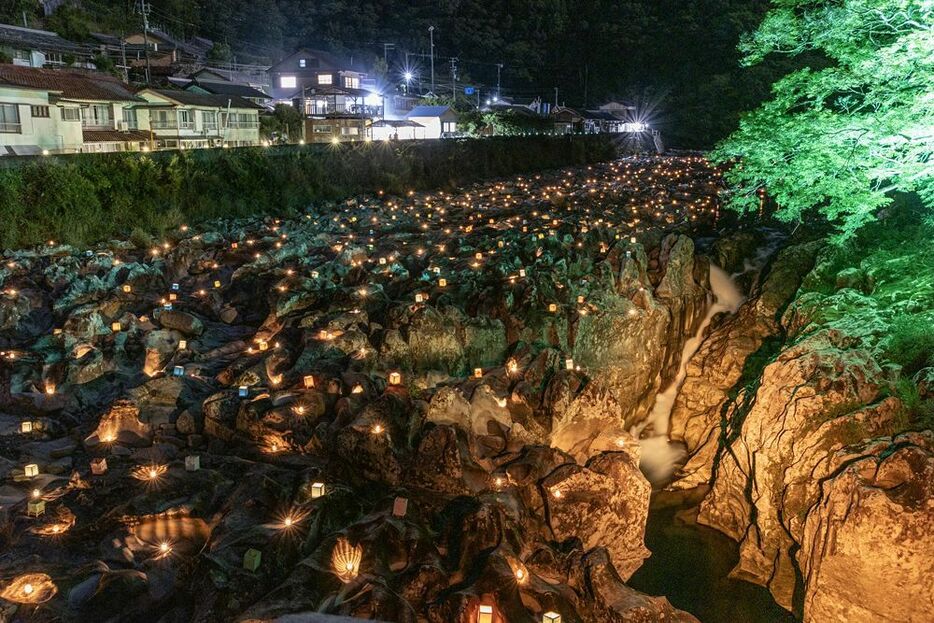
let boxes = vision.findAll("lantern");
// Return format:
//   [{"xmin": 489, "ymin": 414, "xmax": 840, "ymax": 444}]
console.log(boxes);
[
  {"xmin": 543, "ymin": 613, "xmax": 562, "ymax": 623},
  {"xmin": 90, "ymin": 458, "xmax": 107, "ymax": 475},
  {"xmin": 478, "ymin": 604, "xmax": 494, "ymax": 623},
  {"xmin": 111, "ymin": 322, "xmax": 122, "ymax": 332},
  {"xmin": 331, "ymin": 538, "xmax": 362, "ymax": 583},
  {"xmin": 565, "ymin": 358, "xmax": 574, "ymax": 370},
  {"xmin": 310, "ymin": 482, "xmax": 326, "ymax": 498},
  {"xmin": 303, "ymin": 375, "xmax": 315, "ymax": 389},
  {"xmin": 548, "ymin": 303, "xmax": 557, "ymax": 313},
  {"xmin": 24, "ymin": 464, "xmax": 38, "ymax": 478},
  {"xmin": 388, "ymin": 372, "xmax": 402, "ymax": 385},
  {"xmin": 20, "ymin": 421, "xmax": 33, "ymax": 434},
  {"xmin": 238, "ymin": 386, "xmax": 249, "ymax": 397},
  {"xmin": 473, "ymin": 368, "xmax": 483, "ymax": 379},
  {"xmin": 415, "ymin": 293, "xmax": 424, "ymax": 303},
  {"xmin": 243, "ymin": 548, "xmax": 262, "ymax": 572},
  {"xmin": 393, "ymin": 497, "xmax": 408, "ymax": 517},
  {"xmin": 519, "ymin": 268, "xmax": 526, "ymax": 278},
  {"xmin": 173, "ymin": 366, "xmax": 185, "ymax": 377},
  {"xmin": 178, "ymin": 339, "xmax": 187, "ymax": 350},
  {"xmin": 185, "ymin": 455, "xmax": 200, "ymax": 471},
  {"xmin": 214, "ymin": 280, "xmax": 222, "ymax": 288},
  {"xmin": 438, "ymin": 278, "xmax": 447, "ymax": 288},
  {"xmin": 122, "ymin": 284, "xmax": 132, "ymax": 293},
  {"xmin": 27, "ymin": 499, "xmax": 45, "ymax": 517}
]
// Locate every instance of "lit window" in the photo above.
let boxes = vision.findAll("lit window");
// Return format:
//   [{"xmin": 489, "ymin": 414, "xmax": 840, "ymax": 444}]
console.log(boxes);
[
  {"xmin": 317, "ymin": 74, "xmax": 333, "ymax": 85},
  {"xmin": 280, "ymin": 75, "xmax": 297, "ymax": 89},
  {"xmin": 299, "ymin": 59, "xmax": 306, "ymax": 68},
  {"xmin": 344, "ymin": 76, "xmax": 360, "ymax": 89}
]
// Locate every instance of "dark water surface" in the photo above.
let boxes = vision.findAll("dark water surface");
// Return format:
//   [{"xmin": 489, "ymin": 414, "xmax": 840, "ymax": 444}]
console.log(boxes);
[{"xmin": 628, "ymin": 488, "xmax": 796, "ymax": 623}]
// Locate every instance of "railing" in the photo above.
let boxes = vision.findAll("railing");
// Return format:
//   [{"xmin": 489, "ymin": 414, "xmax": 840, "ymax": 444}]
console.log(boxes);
[
  {"xmin": 151, "ymin": 121, "xmax": 178, "ymax": 130},
  {"xmin": 227, "ymin": 121, "xmax": 259, "ymax": 129},
  {"xmin": 179, "ymin": 121, "xmax": 195, "ymax": 130},
  {"xmin": 0, "ymin": 122, "xmax": 22, "ymax": 133}
]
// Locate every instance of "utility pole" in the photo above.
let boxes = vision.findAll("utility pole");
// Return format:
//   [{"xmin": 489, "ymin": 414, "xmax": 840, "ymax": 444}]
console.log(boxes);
[
  {"xmin": 554, "ymin": 87, "xmax": 559, "ymax": 109},
  {"xmin": 136, "ymin": 0, "xmax": 152, "ymax": 84},
  {"xmin": 450, "ymin": 57, "xmax": 457, "ymax": 101},
  {"xmin": 496, "ymin": 63, "xmax": 503, "ymax": 99},
  {"xmin": 428, "ymin": 26, "xmax": 435, "ymax": 95},
  {"xmin": 383, "ymin": 43, "xmax": 395, "ymax": 65},
  {"xmin": 22, "ymin": 11, "xmax": 27, "ymax": 28}
]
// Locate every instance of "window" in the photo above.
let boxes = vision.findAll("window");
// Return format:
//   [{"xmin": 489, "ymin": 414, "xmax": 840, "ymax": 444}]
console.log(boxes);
[
  {"xmin": 31, "ymin": 105, "xmax": 50, "ymax": 118},
  {"xmin": 340, "ymin": 126, "xmax": 359, "ymax": 136},
  {"xmin": 299, "ymin": 59, "xmax": 306, "ymax": 68},
  {"xmin": 152, "ymin": 110, "xmax": 174, "ymax": 129},
  {"xmin": 442, "ymin": 121, "xmax": 457, "ymax": 134},
  {"xmin": 280, "ymin": 75, "xmax": 297, "ymax": 89},
  {"xmin": 177, "ymin": 109, "xmax": 194, "ymax": 129},
  {"xmin": 61, "ymin": 107, "xmax": 80, "ymax": 121},
  {"xmin": 313, "ymin": 125, "xmax": 332, "ymax": 133},
  {"xmin": 344, "ymin": 75, "xmax": 360, "ymax": 89},
  {"xmin": 0, "ymin": 103, "xmax": 21, "ymax": 133},
  {"xmin": 12, "ymin": 49, "xmax": 30, "ymax": 65},
  {"xmin": 317, "ymin": 73, "xmax": 333, "ymax": 85},
  {"xmin": 82, "ymin": 104, "xmax": 113, "ymax": 128},
  {"xmin": 202, "ymin": 111, "xmax": 217, "ymax": 130},
  {"xmin": 122, "ymin": 108, "xmax": 138, "ymax": 129},
  {"xmin": 44, "ymin": 52, "xmax": 64, "ymax": 66}
]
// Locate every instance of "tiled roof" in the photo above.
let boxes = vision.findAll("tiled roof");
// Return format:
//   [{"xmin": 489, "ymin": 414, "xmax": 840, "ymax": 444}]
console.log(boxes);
[
  {"xmin": 407, "ymin": 105, "xmax": 455, "ymax": 118},
  {"xmin": 82, "ymin": 129, "xmax": 153, "ymax": 142},
  {"xmin": 0, "ymin": 64, "xmax": 143, "ymax": 101},
  {"xmin": 0, "ymin": 23, "xmax": 87, "ymax": 54},
  {"xmin": 140, "ymin": 88, "xmax": 263, "ymax": 109},
  {"xmin": 190, "ymin": 80, "xmax": 269, "ymax": 99}
]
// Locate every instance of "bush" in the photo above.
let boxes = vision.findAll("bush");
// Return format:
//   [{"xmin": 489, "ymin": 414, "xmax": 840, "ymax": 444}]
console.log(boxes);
[
  {"xmin": 0, "ymin": 136, "xmax": 616, "ymax": 250},
  {"xmin": 884, "ymin": 315, "xmax": 934, "ymax": 376}
]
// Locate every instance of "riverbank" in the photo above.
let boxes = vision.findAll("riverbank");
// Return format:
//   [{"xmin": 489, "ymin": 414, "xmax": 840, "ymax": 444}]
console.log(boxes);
[{"xmin": 0, "ymin": 134, "xmax": 617, "ymax": 250}]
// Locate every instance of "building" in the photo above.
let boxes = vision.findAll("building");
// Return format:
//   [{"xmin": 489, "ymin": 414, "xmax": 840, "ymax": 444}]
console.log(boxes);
[
  {"xmin": 136, "ymin": 88, "xmax": 261, "ymax": 149},
  {"xmin": 0, "ymin": 64, "xmax": 152, "ymax": 155},
  {"xmin": 552, "ymin": 106, "xmax": 585, "ymax": 134},
  {"xmin": 405, "ymin": 106, "xmax": 459, "ymax": 140},
  {"xmin": 0, "ymin": 23, "xmax": 93, "ymax": 68},
  {"xmin": 368, "ymin": 119, "xmax": 425, "ymax": 141},
  {"xmin": 304, "ymin": 115, "xmax": 368, "ymax": 144},
  {"xmin": 267, "ymin": 48, "xmax": 368, "ymax": 104},
  {"xmin": 123, "ymin": 28, "xmax": 212, "ymax": 67}
]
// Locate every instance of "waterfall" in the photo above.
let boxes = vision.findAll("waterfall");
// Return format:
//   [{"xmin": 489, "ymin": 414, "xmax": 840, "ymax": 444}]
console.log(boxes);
[{"xmin": 637, "ymin": 264, "xmax": 744, "ymax": 486}]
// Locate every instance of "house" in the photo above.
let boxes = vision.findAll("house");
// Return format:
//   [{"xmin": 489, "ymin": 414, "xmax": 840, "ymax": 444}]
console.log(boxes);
[
  {"xmin": 123, "ymin": 28, "xmax": 211, "ymax": 66},
  {"xmin": 168, "ymin": 75, "xmax": 271, "ymax": 108},
  {"xmin": 0, "ymin": 64, "xmax": 153, "ymax": 155},
  {"xmin": 137, "ymin": 88, "xmax": 261, "ymax": 149},
  {"xmin": 552, "ymin": 106, "xmax": 585, "ymax": 134},
  {"xmin": 368, "ymin": 119, "xmax": 425, "ymax": 141},
  {"xmin": 405, "ymin": 106, "xmax": 459, "ymax": 140},
  {"xmin": 267, "ymin": 48, "xmax": 368, "ymax": 103},
  {"xmin": 0, "ymin": 23, "xmax": 92, "ymax": 68},
  {"xmin": 305, "ymin": 115, "xmax": 368, "ymax": 144}
]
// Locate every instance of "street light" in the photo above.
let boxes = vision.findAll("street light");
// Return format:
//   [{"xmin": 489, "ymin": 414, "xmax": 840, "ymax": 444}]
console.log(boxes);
[{"xmin": 403, "ymin": 71, "xmax": 413, "ymax": 95}]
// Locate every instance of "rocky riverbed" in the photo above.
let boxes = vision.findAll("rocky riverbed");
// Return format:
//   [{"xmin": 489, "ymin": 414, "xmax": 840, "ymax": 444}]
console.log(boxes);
[{"xmin": 0, "ymin": 155, "xmax": 931, "ymax": 623}]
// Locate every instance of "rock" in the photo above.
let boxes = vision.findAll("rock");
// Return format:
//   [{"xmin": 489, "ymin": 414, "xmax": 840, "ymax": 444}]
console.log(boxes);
[{"xmin": 156, "ymin": 310, "xmax": 204, "ymax": 336}]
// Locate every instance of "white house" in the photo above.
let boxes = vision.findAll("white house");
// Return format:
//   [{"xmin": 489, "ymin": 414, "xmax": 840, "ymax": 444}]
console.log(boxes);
[
  {"xmin": 405, "ymin": 105, "xmax": 459, "ymax": 140},
  {"xmin": 0, "ymin": 23, "xmax": 93, "ymax": 68},
  {"xmin": 0, "ymin": 64, "xmax": 152, "ymax": 154},
  {"xmin": 137, "ymin": 89, "xmax": 262, "ymax": 149}
]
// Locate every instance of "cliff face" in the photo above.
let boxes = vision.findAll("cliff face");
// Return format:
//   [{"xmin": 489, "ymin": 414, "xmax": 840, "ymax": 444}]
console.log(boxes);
[{"xmin": 673, "ymin": 220, "xmax": 934, "ymax": 621}]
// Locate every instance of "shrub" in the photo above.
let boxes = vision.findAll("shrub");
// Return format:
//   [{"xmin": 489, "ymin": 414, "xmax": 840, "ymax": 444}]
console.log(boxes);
[{"xmin": 884, "ymin": 316, "xmax": 934, "ymax": 376}]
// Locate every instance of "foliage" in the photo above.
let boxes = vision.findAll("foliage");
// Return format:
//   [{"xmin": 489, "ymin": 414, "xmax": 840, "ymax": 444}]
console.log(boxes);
[
  {"xmin": 713, "ymin": 0, "xmax": 934, "ymax": 240},
  {"xmin": 46, "ymin": 4, "xmax": 94, "ymax": 42},
  {"xmin": 0, "ymin": 135, "xmax": 615, "ymax": 249},
  {"xmin": 893, "ymin": 378, "xmax": 934, "ymax": 431},
  {"xmin": 884, "ymin": 315, "xmax": 934, "ymax": 376},
  {"xmin": 92, "ymin": 53, "xmax": 117, "ymax": 75},
  {"xmin": 0, "ymin": 47, "xmax": 11, "ymax": 64},
  {"xmin": 207, "ymin": 42, "xmax": 233, "ymax": 63},
  {"xmin": 260, "ymin": 104, "xmax": 304, "ymax": 143}
]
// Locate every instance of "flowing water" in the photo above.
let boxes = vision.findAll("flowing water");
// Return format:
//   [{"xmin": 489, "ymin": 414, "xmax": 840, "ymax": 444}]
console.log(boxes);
[{"xmin": 636, "ymin": 264, "xmax": 745, "ymax": 486}]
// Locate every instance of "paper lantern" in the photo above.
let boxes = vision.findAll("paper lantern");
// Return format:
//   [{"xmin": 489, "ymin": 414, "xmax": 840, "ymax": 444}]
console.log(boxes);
[
  {"xmin": 473, "ymin": 368, "xmax": 483, "ymax": 379},
  {"xmin": 415, "ymin": 293, "xmax": 424, "ymax": 303},
  {"xmin": 178, "ymin": 340, "xmax": 187, "ymax": 350},
  {"xmin": 310, "ymin": 482, "xmax": 326, "ymax": 498},
  {"xmin": 478, "ymin": 604, "xmax": 494, "ymax": 623},
  {"xmin": 243, "ymin": 548, "xmax": 262, "ymax": 571},
  {"xmin": 111, "ymin": 322, "xmax": 122, "ymax": 332},
  {"xmin": 20, "ymin": 421, "xmax": 33, "ymax": 434},
  {"xmin": 122, "ymin": 284, "xmax": 132, "ymax": 293},
  {"xmin": 173, "ymin": 366, "xmax": 185, "ymax": 377},
  {"xmin": 185, "ymin": 455, "xmax": 200, "ymax": 471},
  {"xmin": 238, "ymin": 386, "xmax": 249, "ymax": 397},
  {"xmin": 214, "ymin": 280, "xmax": 222, "ymax": 288},
  {"xmin": 565, "ymin": 358, "xmax": 574, "ymax": 370},
  {"xmin": 438, "ymin": 278, "xmax": 447, "ymax": 288},
  {"xmin": 388, "ymin": 372, "xmax": 402, "ymax": 385},
  {"xmin": 548, "ymin": 303, "xmax": 557, "ymax": 313},
  {"xmin": 90, "ymin": 458, "xmax": 107, "ymax": 475},
  {"xmin": 519, "ymin": 268, "xmax": 526, "ymax": 278},
  {"xmin": 543, "ymin": 612, "xmax": 562, "ymax": 623},
  {"xmin": 393, "ymin": 497, "xmax": 408, "ymax": 517},
  {"xmin": 24, "ymin": 464, "xmax": 38, "ymax": 478},
  {"xmin": 27, "ymin": 499, "xmax": 45, "ymax": 517}
]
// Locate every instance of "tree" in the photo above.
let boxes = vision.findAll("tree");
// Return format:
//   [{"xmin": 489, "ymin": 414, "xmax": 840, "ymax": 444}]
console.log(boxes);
[
  {"xmin": 712, "ymin": 0, "xmax": 934, "ymax": 239},
  {"xmin": 260, "ymin": 104, "xmax": 304, "ymax": 143}
]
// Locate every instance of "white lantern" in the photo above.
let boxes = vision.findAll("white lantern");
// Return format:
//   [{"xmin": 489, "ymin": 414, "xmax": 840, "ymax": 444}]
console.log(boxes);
[
  {"xmin": 24, "ymin": 464, "xmax": 39, "ymax": 478},
  {"xmin": 438, "ymin": 278, "xmax": 447, "ymax": 288},
  {"xmin": 20, "ymin": 421, "xmax": 33, "ymax": 434},
  {"xmin": 178, "ymin": 340, "xmax": 187, "ymax": 350},
  {"xmin": 304, "ymin": 375, "xmax": 316, "ymax": 389},
  {"xmin": 111, "ymin": 322, "xmax": 122, "ymax": 332},
  {"xmin": 478, "ymin": 604, "xmax": 494, "ymax": 623},
  {"xmin": 185, "ymin": 455, "xmax": 200, "ymax": 471},
  {"xmin": 565, "ymin": 358, "xmax": 574, "ymax": 370},
  {"xmin": 310, "ymin": 482, "xmax": 326, "ymax": 498},
  {"xmin": 543, "ymin": 612, "xmax": 562, "ymax": 623},
  {"xmin": 548, "ymin": 303, "xmax": 557, "ymax": 313},
  {"xmin": 388, "ymin": 372, "xmax": 402, "ymax": 385}
]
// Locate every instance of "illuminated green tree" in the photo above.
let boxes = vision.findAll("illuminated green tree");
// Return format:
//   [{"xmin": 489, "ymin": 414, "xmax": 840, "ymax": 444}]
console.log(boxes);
[{"xmin": 713, "ymin": 0, "xmax": 934, "ymax": 239}]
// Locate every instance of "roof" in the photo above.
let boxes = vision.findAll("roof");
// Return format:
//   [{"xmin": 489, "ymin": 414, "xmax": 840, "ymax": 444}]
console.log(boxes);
[
  {"xmin": 407, "ymin": 105, "xmax": 456, "ymax": 118},
  {"xmin": 0, "ymin": 23, "xmax": 87, "ymax": 54},
  {"xmin": 139, "ymin": 88, "xmax": 263, "ymax": 109},
  {"xmin": 268, "ymin": 48, "xmax": 354, "ymax": 74},
  {"xmin": 189, "ymin": 79, "xmax": 269, "ymax": 99},
  {"xmin": 83, "ymin": 129, "xmax": 153, "ymax": 143},
  {"xmin": 293, "ymin": 84, "xmax": 372, "ymax": 99},
  {"xmin": 583, "ymin": 109, "xmax": 625, "ymax": 121},
  {"xmin": 0, "ymin": 64, "xmax": 142, "ymax": 101},
  {"xmin": 370, "ymin": 119, "xmax": 423, "ymax": 128}
]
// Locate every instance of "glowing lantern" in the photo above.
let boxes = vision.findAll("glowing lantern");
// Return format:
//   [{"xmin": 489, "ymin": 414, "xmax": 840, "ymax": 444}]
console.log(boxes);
[
  {"xmin": 20, "ymin": 421, "xmax": 33, "ymax": 434},
  {"xmin": 178, "ymin": 339, "xmax": 187, "ymax": 350},
  {"xmin": 185, "ymin": 455, "xmax": 200, "ymax": 471},
  {"xmin": 473, "ymin": 368, "xmax": 483, "ymax": 379},
  {"xmin": 478, "ymin": 604, "xmax": 494, "ymax": 623},
  {"xmin": 331, "ymin": 538, "xmax": 362, "ymax": 583},
  {"xmin": 214, "ymin": 280, "xmax": 221, "ymax": 288},
  {"xmin": 122, "ymin": 284, "xmax": 132, "ymax": 293},
  {"xmin": 352, "ymin": 384, "xmax": 364, "ymax": 395},
  {"xmin": 543, "ymin": 613, "xmax": 562, "ymax": 623},
  {"xmin": 393, "ymin": 497, "xmax": 408, "ymax": 517},
  {"xmin": 24, "ymin": 463, "xmax": 38, "ymax": 478},
  {"xmin": 438, "ymin": 278, "xmax": 447, "ymax": 288},
  {"xmin": 577, "ymin": 295, "xmax": 585, "ymax": 304},
  {"xmin": 415, "ymin": 293, "xmax": 425, "ymax": 303},
  {"xmin": 565, "ymin": 358, "xmax": 574, "ymax": 370},
  {"xmin": 238, "ymin": 386, "xmax": 249, "ymax": 397},
  {"xmin": 90, "ymin": 458, "xmax": 107, "ymax": 475},
  {"xmin": 173, "ymin": 366, "xmax": 185, "ymax": 377},
  {"xmin": 27, "ymin": 499, "xmax": 45, "ymax": 517},
  {"xmin": 388, "ymin": 372, "xmax": 402, "ymax": 385},
  {"xmin": 243, "ymin": 548, "xmax": 262, "ymax": 572},
  {"xmin": 519, "ymin": 268, "xmax": 526, "ymax": 278},
  {"xmin": 310, "ymin": 482, "xmax": 326, "ymax": 498},
  {"xmin": 548, "ymin": 303, "xmax": 557, "ymax": 313},
  {"xmin": 303, "ymin": 375, "xmax": 315, "ymax": 389},
  {"xmin": 111, "ymin": 322, "xmax": 122, "ymax": 332}
]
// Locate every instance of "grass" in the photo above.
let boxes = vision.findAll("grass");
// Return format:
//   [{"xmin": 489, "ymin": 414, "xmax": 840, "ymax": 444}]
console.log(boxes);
[{"xmin": 884, "ymin": 316, "xmax": 934, "ymax": 376}]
